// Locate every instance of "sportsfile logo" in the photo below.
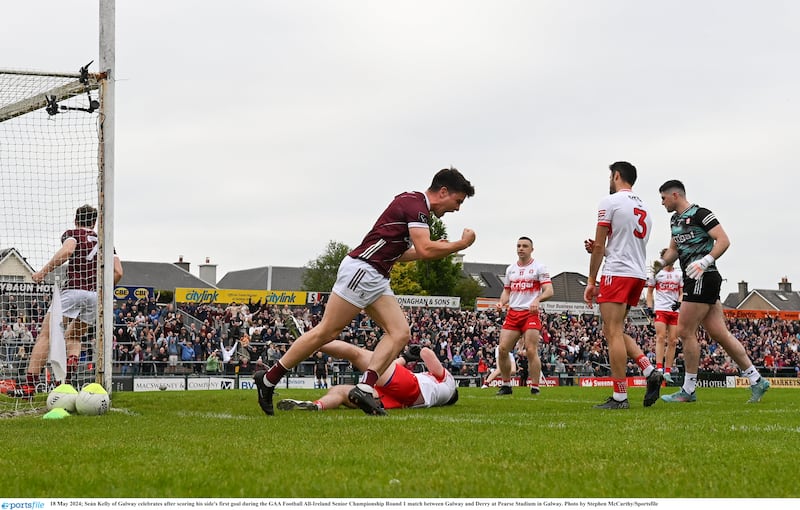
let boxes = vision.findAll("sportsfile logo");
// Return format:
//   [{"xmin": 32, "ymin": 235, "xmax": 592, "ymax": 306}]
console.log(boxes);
[{"xmin": 2, "ymin": 502, "xmax": 45, "ymax": 510}]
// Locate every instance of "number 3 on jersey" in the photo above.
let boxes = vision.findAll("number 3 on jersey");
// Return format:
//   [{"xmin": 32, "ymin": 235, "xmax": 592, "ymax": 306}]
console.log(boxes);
[{"xmin": 633, "ymin": 208, "xmax": 647, "ymax": 239}]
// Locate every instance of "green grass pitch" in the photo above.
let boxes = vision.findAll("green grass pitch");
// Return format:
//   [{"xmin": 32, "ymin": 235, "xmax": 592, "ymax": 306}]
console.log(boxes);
[{"xmin": 1, "ymin": 386, "xmax": 797, "ymax": 498}]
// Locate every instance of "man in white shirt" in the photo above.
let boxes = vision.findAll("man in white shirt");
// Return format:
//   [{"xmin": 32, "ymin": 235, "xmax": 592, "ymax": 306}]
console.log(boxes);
[{"xmin": 584, "ymin": 161, "xmax": 663, "ymax": 409}]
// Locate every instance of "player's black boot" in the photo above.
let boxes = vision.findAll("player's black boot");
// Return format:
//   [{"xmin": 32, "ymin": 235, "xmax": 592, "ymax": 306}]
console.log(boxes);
[{"xmin": 253, "ymin": 370, "xmax": 274, "ymax": 416}]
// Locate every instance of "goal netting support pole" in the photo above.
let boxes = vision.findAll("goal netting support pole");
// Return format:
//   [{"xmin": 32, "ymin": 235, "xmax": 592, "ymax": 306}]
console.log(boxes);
[{"xmin": 98, "ymin": 0, "xmax": 116, "ymax": 396}]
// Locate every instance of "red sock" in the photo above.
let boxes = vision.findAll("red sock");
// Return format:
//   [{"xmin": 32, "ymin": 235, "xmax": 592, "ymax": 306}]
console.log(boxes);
[
  {"xmin": 66, "ymin": 355, "xmax": 79, "ymax": 383},
  {"xmin": 635, "ymin": 354, "xmax": 652, "ymax": 372},
  {"xmin": 613, "ymin": 378, "xmax": 627, "ymax": 395},
  {"xmin": 656, "ymin": 362, "xmax": 664, "ymax": 370}
]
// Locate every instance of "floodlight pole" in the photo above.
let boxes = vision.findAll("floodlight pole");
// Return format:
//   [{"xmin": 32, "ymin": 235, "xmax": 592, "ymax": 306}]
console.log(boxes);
[{"xmin": 98, "ymin": 0, "xmax": 115, "ymax": 392}]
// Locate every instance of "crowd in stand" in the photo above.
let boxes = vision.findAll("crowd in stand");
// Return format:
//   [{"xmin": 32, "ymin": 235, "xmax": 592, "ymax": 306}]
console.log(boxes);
[
  {"xmin": 5, "ymin": 293, "xmax": 796, "ymax": 383},
  {"xmin": 109, "ymin": 297, "xmax": 800, "ymax": 382}
]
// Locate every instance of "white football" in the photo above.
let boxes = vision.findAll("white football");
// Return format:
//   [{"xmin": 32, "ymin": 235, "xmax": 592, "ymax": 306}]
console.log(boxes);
[
  {"xmin": 46, "ymin": 383, "xmax": 79, "ymax": 413},
  {"xmin": 75, "ymin": 383, "xmax": 110, "ymax": 416}
]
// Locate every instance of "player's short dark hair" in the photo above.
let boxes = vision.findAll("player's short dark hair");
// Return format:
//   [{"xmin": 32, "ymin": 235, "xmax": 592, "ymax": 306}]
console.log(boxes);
[
  {"xmin": 658, "ymin": 179, "xmax": 686, "ymax": 194},
  {"xmin": 429, "ymin": 167, "xmax": 475, "ymax": 197},
  {"xmin": 75, "ymin": 204, "xmax": 98, "ymax": 228},
  {"xmin": 609, "ymin": 161, "xmax": 637, "ymax": 185},
  {"xmin": 518, "ymin": 236, "xmax": 533, "ymax": 245}
]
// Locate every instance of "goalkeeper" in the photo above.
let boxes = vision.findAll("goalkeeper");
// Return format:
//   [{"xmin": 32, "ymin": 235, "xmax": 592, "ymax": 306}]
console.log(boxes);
[{"xmin": 655, "ymin": 180, "xmax": 769, "ymax": 404}]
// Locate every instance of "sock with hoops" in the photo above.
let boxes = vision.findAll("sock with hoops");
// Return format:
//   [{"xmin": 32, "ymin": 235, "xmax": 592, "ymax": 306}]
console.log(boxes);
[
  {"xmin": 612, "ymin": 378, "xmax": 627, "ymax": 401},
  {"xmin": 636, "ymin": 354, "xmax": 654, "ymax": 377}
]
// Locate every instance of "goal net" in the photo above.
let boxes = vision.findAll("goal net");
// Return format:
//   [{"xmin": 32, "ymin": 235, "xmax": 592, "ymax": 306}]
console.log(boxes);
[{"xmin": 0, "ymin": 67, "xmax": 108, "ymax": 415}]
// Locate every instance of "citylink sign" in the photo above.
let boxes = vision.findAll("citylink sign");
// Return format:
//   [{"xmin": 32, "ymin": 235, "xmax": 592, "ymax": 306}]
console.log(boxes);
[{"xmin": 175, "ymin": 288, "xmax": 308, "ymax": 305}]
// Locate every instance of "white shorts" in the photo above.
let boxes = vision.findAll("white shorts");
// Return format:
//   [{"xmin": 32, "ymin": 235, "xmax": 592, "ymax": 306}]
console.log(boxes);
[
  {"xmin": 494, "ymin": 345, "xmax": 515, "ymax": 367},
  {"xmin": 415, "ymin": 371, "xmax": 457, "ymax": 408},
  {"xmin": 60, "ymin": 289, "xmax": 97, "ymax": 324},
  {"xmin": 332, "ymin": 256, "xmax": 394, "ymax": 309}
]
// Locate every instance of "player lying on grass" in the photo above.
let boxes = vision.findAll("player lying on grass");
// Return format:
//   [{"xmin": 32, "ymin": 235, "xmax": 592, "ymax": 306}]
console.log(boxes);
[{"xmin": 276, "ymin": 341, "xmax": 458, "ymax": 414}]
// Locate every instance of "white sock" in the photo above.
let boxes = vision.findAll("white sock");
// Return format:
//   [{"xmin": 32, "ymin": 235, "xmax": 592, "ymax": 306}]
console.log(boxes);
[
  {"xmin": 643, "ymin": 365, "xmax": 654, "ymax": 377},
  {"xmin": 356, "ymin": 382, "xmax": 376, "ymax": 395},
  {"xmin": 741, "ymin": 365, "xmax": 760, "ymax": 385},
  {"xmin": 683, "ymin": 373, "xmax": 697, "ymax": 394},
  {"xmin": 262, "ymin": 374, "xmax": 275, "ymax": 387}
]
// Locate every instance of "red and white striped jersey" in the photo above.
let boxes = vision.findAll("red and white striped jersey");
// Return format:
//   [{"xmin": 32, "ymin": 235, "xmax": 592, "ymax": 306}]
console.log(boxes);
[
  {"xmin": 647, "ymin": 267, "xmax": 683, "ymax": 311},
  {"xmin": 504, "ymin": 259, "xmax": 551, "ymax": 310}
]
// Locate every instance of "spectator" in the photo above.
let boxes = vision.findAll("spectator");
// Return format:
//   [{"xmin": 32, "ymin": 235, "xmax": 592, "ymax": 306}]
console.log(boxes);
[
  {"xmin": 180, "ymin": 338, "xmax": 196, "ymax": 370},
  {"xmin": 205, "ymin": 350, "xmax": 222, "ymax": 374}
]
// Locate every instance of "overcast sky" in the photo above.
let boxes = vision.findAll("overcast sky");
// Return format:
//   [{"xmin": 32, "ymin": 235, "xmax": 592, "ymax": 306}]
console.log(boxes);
[{"xmin": 4, "ymin": 1, "xmax": 799, "ymax": 298}]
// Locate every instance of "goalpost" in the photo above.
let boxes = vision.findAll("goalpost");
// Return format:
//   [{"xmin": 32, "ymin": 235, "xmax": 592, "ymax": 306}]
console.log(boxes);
[{"xmin": 0, "ymin": 1, "xmax": 115, "ymax": 414}]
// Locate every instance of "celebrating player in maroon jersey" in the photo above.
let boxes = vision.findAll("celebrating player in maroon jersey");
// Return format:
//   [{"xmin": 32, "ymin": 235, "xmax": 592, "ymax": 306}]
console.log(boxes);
[
  {"xmin": 254, "ymin": 167, "xmax": 476, "ymax": 416},
  {"xmin": 25, "ymin": 205, "xmax": 122, "ymax": 391}
]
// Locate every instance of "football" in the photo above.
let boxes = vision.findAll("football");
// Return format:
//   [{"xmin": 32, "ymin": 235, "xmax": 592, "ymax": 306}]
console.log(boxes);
[
  {"xmin": 46, "ymin": 383, "xmax": 79, "ymax": 413},
  {"xmin": 75, "ymin": 383, "xmax": 110, "ymax": 416}
]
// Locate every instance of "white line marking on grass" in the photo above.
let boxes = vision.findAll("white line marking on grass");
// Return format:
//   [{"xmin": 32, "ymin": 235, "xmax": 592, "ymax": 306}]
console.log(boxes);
[
  {"xmin": 109, "ymin": 407, "xmax": 139, "ymax": 416},
  {"xmin": 389, "ymin": 413, "xmax": 568, "ymax": 428},
  {"xmin": 177, "ymin": 410, "xmax": 251, "ymax": 420},
  {"xmin": 728, "ymin": 424, "xmax": 800, "ymax": 434}
]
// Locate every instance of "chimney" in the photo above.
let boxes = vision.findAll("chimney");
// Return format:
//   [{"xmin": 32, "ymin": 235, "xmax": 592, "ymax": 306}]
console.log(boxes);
[
  {"xmin": 174, "ymin": 255, "xmax": 190, "ymax": 272},
  {"xmin": 778, "ymin": 276, "xmax": 792, "ymax": 293},
  {"xmin": 199, "ymin": 257, "xmax": 217, "ymax": 285},
  {"xmin": 738, "ymin": 281, "xmax": 749, "ymax": 303}
]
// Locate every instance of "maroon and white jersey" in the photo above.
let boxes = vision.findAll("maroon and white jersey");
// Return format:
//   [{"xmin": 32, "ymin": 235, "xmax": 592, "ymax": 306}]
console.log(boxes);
[
  {"xmin": 504, "ymin": 259, "xmax": 551, "ymax": 311},
  {"xmin": 349, "ymin": 191, "xmax": 430, "ymax": 277},
  {"xmin": 647, "ymin": 267, "xmax": 683, "ymax": 311},
  {"xmin": 61, "ymin": 228, "xmax": 99, "ymax": 291}
]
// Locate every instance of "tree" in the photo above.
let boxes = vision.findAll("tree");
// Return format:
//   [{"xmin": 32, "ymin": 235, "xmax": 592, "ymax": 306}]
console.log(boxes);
[
  {"xmin": 302, "ymin": 240, "xmax": 351, "ymax": 292},
  {"xmin": 390, "ymin": 262, "xmax": 424, "ymax": 295},
  {"xmin": 414, "ymin": 216, "xmax": 462, "ymax": 296},
  {"xmin": 452, "ymin": 275, "xmax": 485, "ymax": 309},
  {"xmin": 416, "ymin": 255, "xmax": 462, "ymax": 296}
]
